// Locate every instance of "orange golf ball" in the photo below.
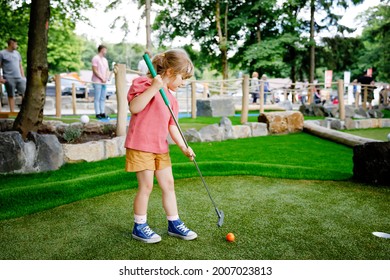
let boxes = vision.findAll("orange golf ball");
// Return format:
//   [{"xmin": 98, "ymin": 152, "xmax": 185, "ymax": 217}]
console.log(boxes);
[{"xmin": 226, "ymin": 232, "xmax": 235, "ymax": 242}]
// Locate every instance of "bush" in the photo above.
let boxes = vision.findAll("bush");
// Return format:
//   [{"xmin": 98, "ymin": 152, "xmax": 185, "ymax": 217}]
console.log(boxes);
[{"xmin": 63, "ymin": 126, "xmax": 82, "ymax": 143}]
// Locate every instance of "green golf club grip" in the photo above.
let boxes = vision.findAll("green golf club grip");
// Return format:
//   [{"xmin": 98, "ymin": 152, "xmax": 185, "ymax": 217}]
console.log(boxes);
[{"xmin": 143, "ymin": 53, "xmax": 170, "ymax": 106}]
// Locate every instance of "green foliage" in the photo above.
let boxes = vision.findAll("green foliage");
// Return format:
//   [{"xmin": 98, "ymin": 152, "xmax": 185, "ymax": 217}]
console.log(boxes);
[
  {"xmin": 63, "ymin": 125, "xmax": 82, "ymax": 143},
  {"xmin": 358, "ymin": 3, "xmax": 390, "ymax": 81},
  {"xmin": 47, "ymin": 17, "xmax": 84, "ymax": 73},
  {"xmin": 317, "ymin": 36, "xmax": 364, "ymax": 80},
  {"xmin": 0, "ymin": 0, "xmax": 92, "ymax": 74}
]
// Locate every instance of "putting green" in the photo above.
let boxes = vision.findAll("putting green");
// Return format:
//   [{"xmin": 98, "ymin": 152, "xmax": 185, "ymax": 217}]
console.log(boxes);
[{"xmin": 0, "ymin": 176, "xmax": 389, "ymax": 260}]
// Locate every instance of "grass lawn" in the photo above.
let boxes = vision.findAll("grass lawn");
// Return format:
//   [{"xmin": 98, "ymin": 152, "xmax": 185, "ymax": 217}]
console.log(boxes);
[
  {"xmin": 341, "ymin": 127, "xmax": 390, "ymax": 141},
  {"xmin": 0, "ymin": 176, "xmax": 389, "ymax": 260},
  {"xmin": 0, "ymin": 133, "xmax": 353, "ymax": 221}
]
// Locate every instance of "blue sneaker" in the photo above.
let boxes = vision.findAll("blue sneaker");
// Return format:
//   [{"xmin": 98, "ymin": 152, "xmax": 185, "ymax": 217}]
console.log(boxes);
[
  {"xmin": 132, "ymin": 223, "xmax": 161, "ymax": 243},
  {"xmin": 168, "ymin": 219, "xmax": 197, "ymax": 240}
]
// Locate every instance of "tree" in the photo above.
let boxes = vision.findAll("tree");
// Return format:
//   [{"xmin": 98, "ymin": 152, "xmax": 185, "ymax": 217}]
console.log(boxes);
[
  {"xmin": 307, "ymin": 0, "xmax": 364, "ymax": 82},
  {"xmin": 154, "ymin": 0, "xmax": 248, "ymax": 79},
  {"xmin": 358, "ymin": 2, "xmax": 390, "ymax": 81},
  {"xmin": 317, "ymin": 35, "xmax": 364, "ymax": 79},
  {"xmin": 13, "ymin": 0, "xmax": 50, "ymax": 138},
  {"xmin": 11, "ymin": 0, "xmax": 93, "ymax": 138},
  {"xmin": 47, "ymin": 15, "xmax": 85, "ymax": 73}
]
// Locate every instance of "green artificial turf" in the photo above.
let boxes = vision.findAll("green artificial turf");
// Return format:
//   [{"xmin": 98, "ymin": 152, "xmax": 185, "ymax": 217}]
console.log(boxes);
[
  {"xmin": 0, "ymin": 176, "xmax": 388, "ymax": 260},
  {"xmin": 0, "ymin": 133, "xmax": 353, "ymax": 221},
  {"xmin": 341, "ymin": 127, "xmax": 390, "ymax": 141}
]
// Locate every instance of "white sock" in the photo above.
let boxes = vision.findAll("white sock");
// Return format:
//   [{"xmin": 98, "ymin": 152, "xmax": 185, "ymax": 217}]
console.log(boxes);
[
  {"xmin": 134, "ymin": 214, "xmax": 147, "ymax": 224},
  {"xmin": 167, "ymin": 215, "xmax": 179, "ymax": 221}
]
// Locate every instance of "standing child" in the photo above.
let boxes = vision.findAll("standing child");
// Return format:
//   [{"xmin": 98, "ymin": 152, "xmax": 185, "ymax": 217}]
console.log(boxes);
[{"xmin": 125, "ymin": 49, "xmax": 197, "ymax": 243}]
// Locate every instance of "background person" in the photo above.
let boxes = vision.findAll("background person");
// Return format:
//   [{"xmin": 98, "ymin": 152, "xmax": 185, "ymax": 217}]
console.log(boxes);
[
  {"xmin": 137, "ymin": 50, "xmax": 152, "ymax": 76},
  {"xmin": 261, "ymin": 74, "xmax": 270, "ymax": 105},
  {"xmin": 0, "ymin": 38, "xmax": 26, "ymax": 112},
  {"xmin": 250, "ymin": 71, "xmax": 260, "ymax": 104},
  {"xmin": 357, "ymin": 71, "xmax": 375, "ymax": 110},
  {"xmin": 91, "ymin": 44, "xmax": 110, "ymax": 119}
]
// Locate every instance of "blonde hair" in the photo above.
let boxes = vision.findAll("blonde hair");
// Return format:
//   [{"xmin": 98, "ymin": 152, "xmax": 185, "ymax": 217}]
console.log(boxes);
[
  {"xmin": 252, "ymin": 72, "xmax": 259, "ymax": 78},
  {"xmin": 151, "ymin": 49, "xmax": 194, "ymax": 80}
]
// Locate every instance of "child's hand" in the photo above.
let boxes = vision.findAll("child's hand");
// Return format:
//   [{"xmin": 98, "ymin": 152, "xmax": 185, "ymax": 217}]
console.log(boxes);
[
  {"xmin": 181, "ymin": 146, "xmax": 196, "ymax": 161},
  {"xmin": 151, "ymin": 75, "xmax": 164, "ymax": 90}
]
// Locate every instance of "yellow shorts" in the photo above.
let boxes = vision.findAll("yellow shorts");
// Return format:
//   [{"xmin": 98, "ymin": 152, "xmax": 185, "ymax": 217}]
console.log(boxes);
[{"xmin": 125, "ymin": 149, "xmax": 171, "ymax": 172}]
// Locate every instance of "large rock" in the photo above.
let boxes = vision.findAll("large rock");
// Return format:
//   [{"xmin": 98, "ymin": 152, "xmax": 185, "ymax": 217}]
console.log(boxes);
[
  {"xmin": 299, "ymin": 104, "xmax": 333, "ymax": 117},
  {"xmin": 38, "ymin": 120, "xmax": 68, "ymax": 134},
  {"xmin": 196, "ymin": 98, "xmax": 235, "ymax": 117},
  {"xmin": 0, "ymin": 131, "xmax": 26, "ymax": 173},
  {"xmin": 353, "ymin": 142, "xmax": 390, "ymax": 186},
  {"xmin": 184, "ymin": 128, "xmax": 202, "ymax": 143},
  {"xmin": 28, "ymin": 132, "xmax": 64, "ymax": 171},
  {"xmin": 199, "ymin": 124, "xmax": 223, "ymax": 142},
  {"xmin": 0, "ymin": 119, "xmax": 14, "ymax": 132},
  {"xmin": 258, "ymin": 111, "xmax": 304, "ymax": 134},
  {"xmin": 219, "ymin": 116, "xmax": 234, "ymax": 140},
  {"xmin": 367, "ymin": 109, "xmax": 384, "ymax": 119},
  {"xmin": 345, "ymin": 106, "xmax": 356, "ymax": 118},
  {"xmin": 0, "ymin": 131, "xmax": 64, "ymax": 173}
]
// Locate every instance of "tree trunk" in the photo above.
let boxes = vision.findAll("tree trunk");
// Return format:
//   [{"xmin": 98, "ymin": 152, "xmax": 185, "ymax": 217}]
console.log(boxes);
[
  {"xmin": 13, "ymin": 0, "xmax": 50, "ymax": 139},
  {"xmin": 309, "ymin": 0, "xmax": 315, "ymax": 84},
  {"xmin": 216, "ymin": 0, "xmax": 229, "ymax": 80},
  {"xmin": 145, "ymin": 0, "xmax": 152, "ymax": 50}
]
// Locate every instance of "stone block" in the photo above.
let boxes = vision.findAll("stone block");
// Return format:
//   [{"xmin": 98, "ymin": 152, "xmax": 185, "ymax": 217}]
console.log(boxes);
[
  {"xmin": 63, "ymin": 141, "xmax": 105, "ymax": 162},
  {"xmin": 379, "ymin": 119, "xmax": 390, "ymax": 128},
  {"xmin": 232, "ymin": 125, "xmax": 251, "ymax": 139},
  {"xmin": 196, "ymin": 98, "xmax": 235, "ymax": 117},
  {"xmin": 353, "ymin": 142, "xmax": 390, "ymax": 186},
  {"xmin": 245, "ymin": 122, "xmax": 268, "ymax": 137}
]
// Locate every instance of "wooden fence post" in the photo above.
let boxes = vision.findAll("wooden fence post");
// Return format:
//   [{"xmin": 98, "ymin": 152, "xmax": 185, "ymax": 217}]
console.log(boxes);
[
  {"xmin": 260, "ymin": 81, "xmax": 264, "ymax": 114},
  {"xmin": 338, "ymin": 79, "xmax": 345, "ymax": 121},
  {"xmin": 191, "ymin": 81, "xmax": 197, "ymax": 119},
  {"xmin": 203, "ymin": 83, "xmax": 208, "ymax": 99},
  {"xmin": 241, "ymin": 75, "xmax": 249, "ymax": 124},
  {"xmin": 115, "ymin": 64, "xmax": 127, "ymax": 136},
  {"xmin": 363, "ymin": 86, "xmax": 368, "ymax": 110},
  {"xmin": 55, "ymin": 74, "xmax": 61, "ymax": 118},
  {"xmin": 355, "ymin": 90, "xmax": 360, "ymax": 109}
]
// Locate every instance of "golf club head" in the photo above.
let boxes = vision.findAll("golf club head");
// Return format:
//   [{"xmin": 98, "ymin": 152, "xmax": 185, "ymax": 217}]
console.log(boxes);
[
  {"xmin": 372, "ymin": 232, "xmax": 390, "ymax": 239},
  {"xmin": 216, "ymin": 209, "xmax": 224, "ymax": 227}
]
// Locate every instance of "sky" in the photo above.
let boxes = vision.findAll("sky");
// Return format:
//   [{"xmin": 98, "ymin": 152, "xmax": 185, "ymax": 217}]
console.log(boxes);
[{"xmin": 75, "ymin": 0, "xmax": 382, "ymax": 46}]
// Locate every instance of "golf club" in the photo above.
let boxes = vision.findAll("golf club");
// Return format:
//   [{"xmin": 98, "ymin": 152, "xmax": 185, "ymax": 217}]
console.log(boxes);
[
  {"xmin": 143, "ymin": 53, "xmax": 224, "ymax": 227},
  {"xmin": 372, "ymin": 232, "xmax": 390, "ymax": 239}
]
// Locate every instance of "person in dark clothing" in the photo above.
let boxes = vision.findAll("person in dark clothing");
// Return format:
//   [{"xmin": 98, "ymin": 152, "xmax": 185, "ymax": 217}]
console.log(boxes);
[{"xmin": 357, "ymin": 72, "xmax": 375, "ymax": 109}]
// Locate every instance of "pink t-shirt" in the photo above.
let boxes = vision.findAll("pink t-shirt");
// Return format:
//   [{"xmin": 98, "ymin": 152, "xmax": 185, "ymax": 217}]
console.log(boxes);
[
  {"xmin": 91, "ymin": 55, "xmax": 109, "ymax": 83},
  {"xmin": 124, "ymin": 76, "xmax": 179, "ymax": 154}
]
